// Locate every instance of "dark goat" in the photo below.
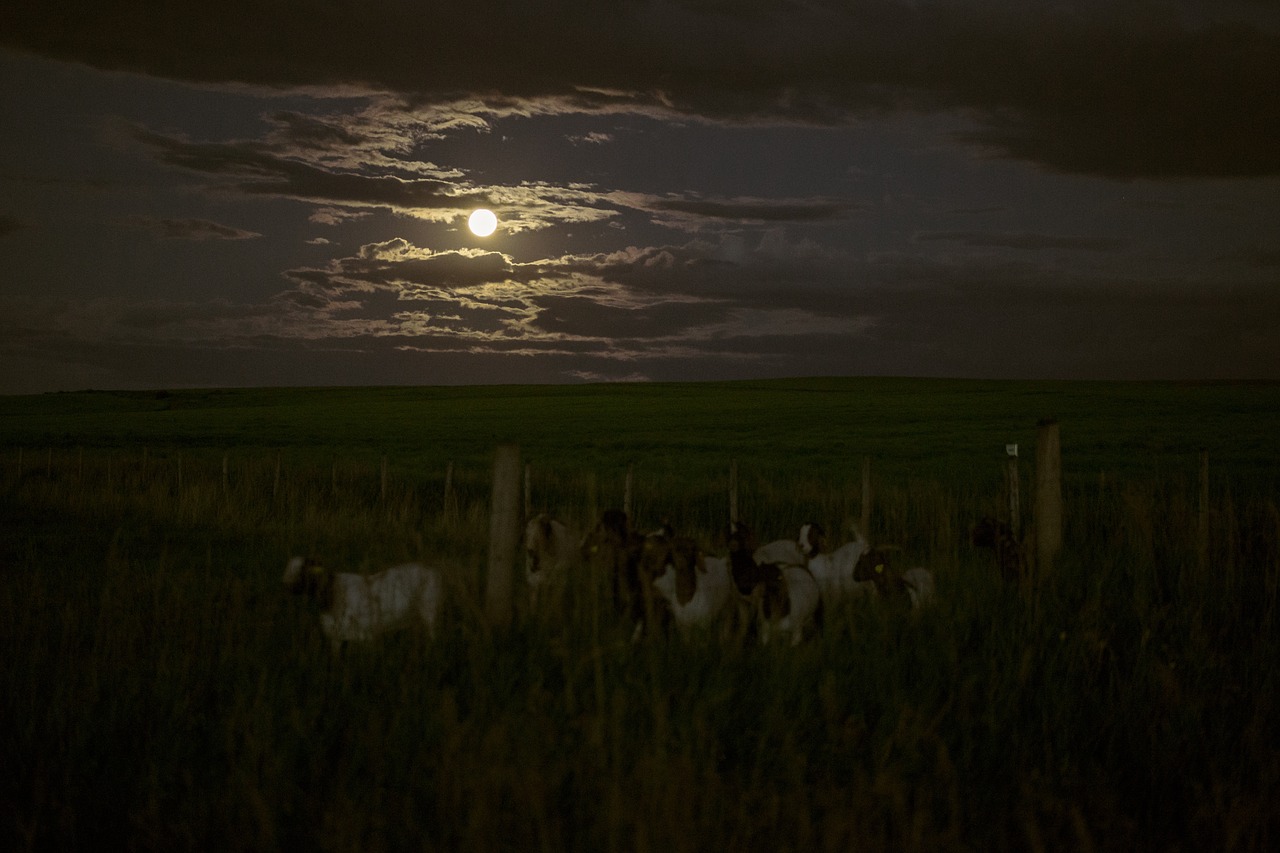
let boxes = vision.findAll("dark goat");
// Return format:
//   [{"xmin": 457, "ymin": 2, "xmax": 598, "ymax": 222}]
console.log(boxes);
[
  {"xmin": 582, "ymin": 509, "xmax": 669, "ymax": 640},
  {"xmin": 971, "ymin": 516, "xmax": 1026, "ymax": 582}
]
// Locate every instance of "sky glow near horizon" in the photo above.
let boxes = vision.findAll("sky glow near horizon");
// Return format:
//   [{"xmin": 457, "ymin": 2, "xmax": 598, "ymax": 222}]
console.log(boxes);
[{"xmin": 0, "ymin": 1, "xmax": 1278, "ymax": 392}]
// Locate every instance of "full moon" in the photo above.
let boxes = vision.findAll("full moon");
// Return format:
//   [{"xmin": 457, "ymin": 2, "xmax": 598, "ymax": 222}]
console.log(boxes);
[{"xmin": 468, "ymin": 208, "xmax": 498, "ymax": 237}]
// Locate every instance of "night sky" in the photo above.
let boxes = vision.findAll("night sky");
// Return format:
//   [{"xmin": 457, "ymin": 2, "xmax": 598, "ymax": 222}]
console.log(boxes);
[{"xmin": 2, "ymin": 1, "xmax": 1278, "ymax": 393}]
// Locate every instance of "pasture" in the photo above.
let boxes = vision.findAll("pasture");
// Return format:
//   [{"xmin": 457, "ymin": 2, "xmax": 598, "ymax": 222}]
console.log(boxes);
[{"xmin": 1, "ymin": 378, "xmax": 1278, "ymax": 851}]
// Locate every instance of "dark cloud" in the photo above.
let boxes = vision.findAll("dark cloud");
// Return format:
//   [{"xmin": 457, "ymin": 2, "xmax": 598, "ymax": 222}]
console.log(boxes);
[
  {"xmin": 131, "ymin": 125, "xmax": 614, "ymax": 231},
  {"xmin": 649, "ymin": 196, "xmax": 854, "ymax": 222},
  {"xmin": 125, "ymin": 216, "xmax": 261, "ymax": 241},
  {"xmin": 267, "ymin": 111, "xmax": 371, "ymax": 150},
  {"xmin": 916, "ymin": 231, "xmax": 1128, "ymax": 252},
  {"xmin": 4, "ymin": 1, "xmax": 1277, "ymax": 177},
  {"xmin": 134, "ymin": 127, "xmax": 485, "ymax": 215},
  {"xmin": 132, "ymin": 119, "xmax": 861, "ymax": 232}
]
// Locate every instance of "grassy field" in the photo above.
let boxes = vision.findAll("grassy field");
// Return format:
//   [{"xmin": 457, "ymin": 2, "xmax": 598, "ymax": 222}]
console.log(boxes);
[{"xmin": 1, "ymin": 378, "xmax": 1278, "ymax": 851}]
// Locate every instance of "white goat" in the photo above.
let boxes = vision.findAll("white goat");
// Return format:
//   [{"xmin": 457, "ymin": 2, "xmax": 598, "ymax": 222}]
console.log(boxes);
[
  {"xmin": 751, "ymin": 520, "xmax": 829, "ymax": 568},
  {"xmin": 523, "ymin": 513, "xmax": 580, "ymax": 612},
  {"xmin": 804, "ymin": 523, "xmax": 878, "ymax": 608},
  {"xmin": 646, "ymin": 533, "xmax": 735, "ymax": 634},
  {"xmin": 901, "ymin": 567, "xmax": 936, "ymax": 609},
  {"xmin": 752, "ymin": 535, "xmax": 808, "ymax": 569},
  {"xmin": 852, "ymin": 548, "xmax": 936, "ymax": 610},
  {"xmin": 284, "ymin": 556, "xmax": 442, "ymax": 648}
]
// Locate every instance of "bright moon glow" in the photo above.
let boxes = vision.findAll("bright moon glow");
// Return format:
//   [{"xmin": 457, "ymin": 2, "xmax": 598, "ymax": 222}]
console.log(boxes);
[{"xmin": 468, "ymin": 208, "xmax": 498, "ymax": 237}]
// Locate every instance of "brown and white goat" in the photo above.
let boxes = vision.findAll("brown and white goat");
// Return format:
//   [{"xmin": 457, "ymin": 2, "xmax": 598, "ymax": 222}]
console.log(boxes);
[
  {"xmin": 728, "ymin": 521, "xmax": 823, "ymax": 646},
  {"xmin": 644, "ymin": 530, "xmax": 735, "ymax": 634},
  {"xmin": 750, "ymin": 520, "xmax": 829, "ymax": 568}
]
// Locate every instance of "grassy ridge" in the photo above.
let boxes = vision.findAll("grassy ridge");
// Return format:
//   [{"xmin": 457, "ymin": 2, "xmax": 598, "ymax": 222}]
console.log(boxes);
[
  {"xmin": 4, "ymin": 378, "xmax": 1278, "ymax": 478},
  {"xmin": 1, "ymin": 378, "xmax": 1278, "ymax": 851}
]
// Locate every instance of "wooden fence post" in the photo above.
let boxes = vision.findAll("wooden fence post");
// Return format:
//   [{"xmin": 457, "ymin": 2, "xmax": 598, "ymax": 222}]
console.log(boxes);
[
  {"xmin": 486, "ymin": 444, "xmax": 522, "ymax": 628},
  {"xmin": 524, "ymin": 462, "xmax": 533, "ymax": 519},
  {"xmin": 586, "ymin": 471, "xmax": 599, "ymax": 524},
  {"xmin": 860, "ymin": 456, "xmax": 872, "ymax": 537},
  {"xmin": 1035, "ymin": 419, "xmax": 1062, "ymax": 576},
  {"xmin": 729, "ymin": 459, "xmax": 739, "ymax": 525},
  {"xmin": 1006, "ymin": 444, "xmax": 1021, "ymax": 537},
  {"xmin": 273, "ymin": 452, "xmax": 282, "ymax": 501},
  {"xmin": 223, "ymin": 452, "xmax": 230, "ymax": 496},
  {"xmin": 381, "ymin": 455, "xmax": 389, "ymax": 504},
  {"xmin": 444, "ymin": 461, "xmax": 455, "ymax": 519},
  {"xmin": 624, "ymin": 463, "xmax": 634, "ymax": 520},
  {"xmin": 1198, "ymin": 449, "xmax": 1210, "ymax": 573}
]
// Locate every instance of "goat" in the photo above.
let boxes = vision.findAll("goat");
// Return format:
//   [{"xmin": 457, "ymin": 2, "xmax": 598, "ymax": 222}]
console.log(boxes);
[
  {"xmin": 750, "ymin": 519, "xmax": 829, "ymax": 567},
  {"xmin": 283, "ymin": 556, "xmax": 442, "ymax": 648},
  {"xmin": 852, "ymin": 548, "xmax": 935, "ymax": 609},
  {"xmin": 523, "ymin": 513, "xmax": 580, "ymax": 612},
  {"xmin": 727, "ymin": 521, "xmax": 822, "ymax": 646},
  {"xmin": 798, "ymin": 522, "xmax": 827, "ymax": 558},
  {"xmin": 581, "ymin": 509, "xmax": 668, "ymax": 641},
  {"xmin": 971, "ymin": 516, "xmax": 1026, "ymax": 582},
  {"xmin": 803, "ymin": 522, "xmax": 878, "ymax": 608},
  {"xmin": 645, "ymin": 531, "xmax": 735, "ymax": 634}
]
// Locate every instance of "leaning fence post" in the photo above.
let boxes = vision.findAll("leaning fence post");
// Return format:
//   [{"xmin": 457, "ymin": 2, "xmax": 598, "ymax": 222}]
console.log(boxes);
[
  {"xmin": 486, "ymin": 444, "xmax": 522, "ymax": 628},
  {"xmin": 1035, "ymin": 419, "xmax": 1062, "ymax": 576}
]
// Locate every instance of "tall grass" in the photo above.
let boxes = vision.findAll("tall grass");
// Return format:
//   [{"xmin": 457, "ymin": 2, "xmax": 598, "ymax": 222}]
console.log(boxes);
[{"xmin": 2, "ymin": 381, "xmax": 1278, "ymax": 851}]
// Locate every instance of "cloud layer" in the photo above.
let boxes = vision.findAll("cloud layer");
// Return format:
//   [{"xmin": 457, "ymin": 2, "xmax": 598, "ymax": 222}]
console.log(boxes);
[
  {"xmin": 2, "ymin": 2, "xmax": 1278, "ymax": 392},
  {"xmin": 4, "ymin": 1, "xmax": 1278, "ymax": 177}
]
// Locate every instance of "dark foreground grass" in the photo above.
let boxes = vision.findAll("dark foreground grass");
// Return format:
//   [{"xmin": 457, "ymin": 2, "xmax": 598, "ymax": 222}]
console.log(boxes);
[{"xmin": 2, "ymin": 379, "xmax": 1279, "ymax": 851}]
